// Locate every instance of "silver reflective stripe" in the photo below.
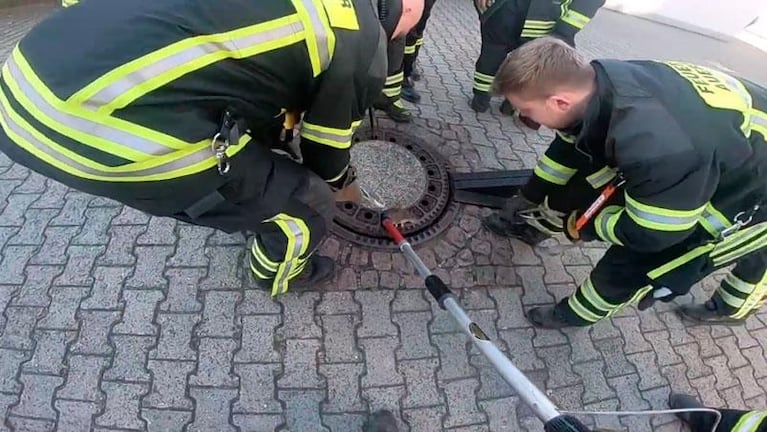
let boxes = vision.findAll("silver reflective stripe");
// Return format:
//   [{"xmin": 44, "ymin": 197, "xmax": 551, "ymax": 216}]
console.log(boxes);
[
  {"xmin": 562, "ymin": 10, "xmax": 590, "ymax": 29},
  {"xmin": 272, "ymin": 219, "xmax": 306, "ymax": 295},
  {"xmin": 300, "ymin": 0, "xmax": 332, "ymax": 72},
  {"xmin": 535, "ymin": 163, "xmax": 571, "ymax": 184},
  {"xmin": 752, "ymin": 110, "xmax": 767, "ymax": 136},
  {"xmin": 586, "ymin": 166, "xmax": 616, "ymax": 189},
  {"xmin": 82, "ymin": 20, "xmax": 305, "ymax": 111},
  {"xmin": 0, "ymin": 97, "xmax": 225, "ymax": 179},
  {"xmin": 5, "ymin": 58, "xmax": 173, "ymax": 156},
  {"xmin": 625, "ymin": 198, "xmax": 700, "ymax": 229},
  {"xmin": 302, "ymin": 124, "xmax": 352, "ymax": 146}
]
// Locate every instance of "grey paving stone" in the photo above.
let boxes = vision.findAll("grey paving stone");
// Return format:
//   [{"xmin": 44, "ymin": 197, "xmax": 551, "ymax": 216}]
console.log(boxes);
[
  {"xmin": 98, "ymin": 225, "xmax": 146, "ymax": 266},
  {"xmin": 196, "ymin": 290, "xmax": 240, "ymax": 338},
  {"xmin": 433, "ymin": 332, "xmax": 476, "ymax": 381},
  {"xmin": 626, "ymin": 351, "xmax": 669, "ymax": 391},
  {"xmin": 54, "ymin": 399, "xmax": 101, "ymax": 432},
  {"xmin": 321, "ymin": 314, "xmax": 362, "ymax": 363},
  {"xmin": 198, "ymin": 246, "xmax": 243, "ymax": 290},
  {"xmin": 167, "ymin": 225, "xmax": 211, "ymax": 267},
  {"xmin": 702, "ymin": 355, "xmax": 738, "ymax": 391},
  {"xmin": 8, "ymin": 208, "xmax": 57, "ymax": 246},
  {"xmin": 400, "ymin": 357, "xmax": 443, "ymax": 408},
  {"xmin": 0, "ymin": 246, "xmax": 37, "ymax": 285},
  {"xmin": 614, "ymin": 316, "xmax": 652, "ymax": 354},
  {"xmin": 124, "ymin": 246, "xmax": 174, "ymax": 289},
  {"xmin": 360, "ymin": 336, "xmax": 403, "ymax": 388},
  {"xmin": 9, "ymin": 373, "xmax": 63, "ymax": 420},
  {"xmin": 0, "ymin": 195, "xmax": 38, "ymax": 227},
  {"xmin": 489, "ymin": 287, "xmax": 530, "ymax": 329},
  {"xmin": 0, "ymin": 306, "xmax": 42, "ymax": 350},
  {"xmin": 279, "ymin": 389, "xmax": 329, "ymax": 432},
  {"xmin": 687, "ymin": 326, "xmax": 723, "ymax": 358},
  {"xmin": 645, "ymin": 330, "xmax": 683, "ymax": 367},
  {"xmin": 674, "ymin": 343, "xmax": 713, "ymax": 380},
  {"xmin": 141, "ymin": 409, "xmax": 193, "ymax": 432},
  {"xmin": 29, "ymin": 226, "xmax": 78, "ymax": 266},
  {"xmin": 275, "ymin": 292, "xmax": 322, "ymax": 339},
  {"xmin": 143, "ymin": 360, "xmax": 196, "ymax": 410},
  {"xmin": 233, "ymin": 363, "xmax": 282, "ymax": 414},
  {"xmin": 470, "ymin": 354, "xmax": 516, "ymax": 400},
  {"xmin": 356, "ymin": 291, "xmax": 397, "ymax": 338},
  {"xmin": 11, "ymin": 265, "xmax": 60, "ymax": 308},
  {"xmin": 237, "ymin": 289, "xmax": 282, "ymax": 315},
  {"xmin": 112, "ymin": 289, "xmax": 163, "ymax": 336},
  {"xmin": 322, "ymin": 414, "xmax": 366, "ymax": 432},
  {"xmin": 187, "ymin": 338, "xmax": 239, "ymax": 388},
  {"xmin": 742, "ymin": 346, "xmax": 767, "ymax": 378},
  {"xmin": 277, "ymin": 338, "xmax": 323, "ymax": 389},
  {"xmin": 136, "ymin": 217, "xmax": 176, "ymax": 245},
  {"xmin": 733, "ymin": 365, "xmax": 766, "ymax": 400},
  {"xmin": 56, "ymin": 354, "xmax": 110, "ymax": 402},
  {"xmin": 441, "ymin": 378, "xmax": 487, "ymax": 428},
  {"xmin": 37, "ymin": 286, "xmax": 89, "ymax": 330},
  {"xmin": 70, "ymin": 310, "xmax": 121, "ymax": 356},
  {"xmin": 187, "ymin": 388, "xmax": 238, "ymax": 432},
  {"xmin": 53, "ymin": 245, "xmax": 105, "ymax": 287},
  {"xmin": 80, "ymin": 266, "xmax": 132, "ymax": 310},
  {"xmin": 50, "ymin": 193, "xmax": 90, "ymax": 226},
  {"xmin": 235, "ymin": 314, "xmax": 282, "ymax": 363},
  {"xmin": 21, "ymin": 329, "xmax": 75, "ymax": 375},
  {"xmin": 150, "ymin": 313, "xmax": 200, "ymax": 361},
  {"xmin": 538, "ymin": 345, "xmax": 581, "ymax": 388},
  {"xmin": 103, "ymin": 335, "xmax": 154, "ymax": 383},
  {"xmin": 5, "ymin": 417, "xmax": 55, "ymax": 432},
  {"xmin": 72, "ymin": 207, "xmax": 121, "ymax": 245},
  {"xmin": 393, "ymin": 311, "xmax": 437, "ymax": 360},
  {"xmin": 161, "ymin": 268, "xmax": 205, "ymax": 313},
  {"xmin": 233, "ymin": 414, "xmax": 284, "ymax": 432},
  {"xmin": 95, "ymin": 381, "xmax": 149, "ymax": 430},
  {"xmin": 361, "ymin": 386, "xmax": 407, "ymax": 432},
  {"xmin": 319, "ymin": 363, "xmax": 366, "ymax": 413},
  {"xmin": 403, "ymin": 406, "xmax": 447, "ymax": 432},
  {"xmin": 0, "ymin": 349, "xmax": 28, "ymax": 393}
]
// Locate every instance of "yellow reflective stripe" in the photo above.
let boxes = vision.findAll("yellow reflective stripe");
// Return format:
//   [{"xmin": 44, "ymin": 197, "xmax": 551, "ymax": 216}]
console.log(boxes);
[
  {"xmin": 594, "ymin": 205, "xmax": 624, "ymax": 246},
  {"xmin": 555, "ymin": 131, "xmax": 576, "ymax": 143},
  {"xmin": 386, "ymin": 71, "xmax": 404, "ymax": 85},
  {"xmin": 751, "ymin": 109, "xmax": 767, "ymax": 140},
  {"xmin": 473, "ymin": 82, "xmax": 492, "ymax": 92},
  {"xmin": 733, "ymin": 273, "xmax": 767, "ymax": 319},
  {"xmin": 251, "ymin": 241, "xmax": 279, "ymax": 272},
  {"xmin": 289, "ymin": 259, "xmax": 308, "ymax": 278},
  {"xmin": 648, "ymin": 244, "xmax": 716, "ymax": 280},
  {"xmin": 580, "ymin": 277, "xmax": 618, "ymax": 312},
  {"xmin": 533, "ymin": 154, "xmax": 577, "ymax": 186},
  {"xmin": 474, "ymin": 71, "xmax": 495, "ymax": 83},
  {"xmin": 626, "ymin": 285, "xmax": 654, "ymax": 307},
  {"xmin": 70, "ymin": 15, "xmax": 305, "ymax": 114},
  {"xmin": 521, "ymin": 30, "xmax": 551, "ymax": 38},
  {"xmin": 0, "ymin": 85, "xmax": 251, "ymax": 181},
  {"xmin": 711, "ymin": 223, "xmax": 767, "ymax": 266},
  {"xmin": 249, "ymin": 261, "xmax": 271, "ymax": 280},
  {"xmin": 404, "ymin": 45, "xmax": 417, "ymax": 54},
  {"xmin": 720, "ymin": 287, "xmax": 747, "ymax": 310},
  {"xmin": 4, "ymin": 51, "xmax": 187, "ymax": 160},
  {"xmin": 561, "ymin": 9, "xmax": 591, "ymax": 29},
  {"xmin": 267, "ymin": 213, "xmax": 311, "ymax": 296},
  {"xmin": 586, "ymin": 166, "xmax": 616, "ymax": 189},
  {"xmin": 524, "ymin": 20, "xmax": 556, "ymax": 29},
  {"xmin": 624, "ymin": 193, "xmax": 704, "ymax": 232},
  {"xmin": 699, "ymin": 202, "xmax": 733, "ymax": 238},
  {"xmin": 567, "ymin": 295, "xmax": 602, "ymax": 323},
  {"xmin": 61, "ymin": 0, "xmax": 78, "ymax": 6},
  {"xmin": 300, "ymin": 122, "xmax": 354, "ymax": 149},
  {"xmin": 415, "ymin": 37, "xmax": 424, "ymax": 46},
  {"xmin": 382, "ymin": 87, "xmax": 402, "ymax": 97},
  {"xmin": 731, "ymin": 411, "xmax": 767, "ymax": 432},
  {"xmin": 724, "ymin": 274, "xmax": 755, "ymax": 295}
]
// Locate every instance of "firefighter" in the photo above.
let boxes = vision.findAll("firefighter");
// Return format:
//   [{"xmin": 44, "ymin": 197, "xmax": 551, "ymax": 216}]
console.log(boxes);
[
  {"xmin": 482, "ymin": 37, "xmax": 767, "ymax": 328},
  {"xmin": 669, "ymin": 393, "xmax": 767, "ymax": 432},
  {"xmin": 400, "ymin": 0, "xmax": 438, "ymax": 104},
  {"xmin": 470, "ymin": 0, "xmax": 604, "ymax": 114},
  {"xmin": 0, "ymin": 0, "xmax": 424, "ymax": 297}
]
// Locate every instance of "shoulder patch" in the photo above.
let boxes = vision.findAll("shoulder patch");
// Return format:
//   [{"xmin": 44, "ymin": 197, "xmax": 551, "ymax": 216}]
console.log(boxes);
[{"xmin": 321, "ymin": 0, "xmax": 360, "ymax": 30}]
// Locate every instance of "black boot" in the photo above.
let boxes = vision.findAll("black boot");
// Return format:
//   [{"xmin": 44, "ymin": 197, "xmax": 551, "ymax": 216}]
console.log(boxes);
[
  {"xmin": 668, "ymin": 393, "xmax": 718, "ymax": 430},
  {"xmin": 401, "ymin": 77, "xmax": 421, "ymax": 103},
  {"xmin": 526, "ymin": 306, "xmax": 574, "ymax": 329},
  {"xmin": 364, "ymin": 410, "xmax": 399, "ymax": 432},
  {"xmin": 677, "ymin": 299, "xmax": 748, "ymax": 325},
  {"xmin": 374, "ymin": 100, "xmax": 412, "ymax": 123},
  {"xmin": 500, "ymin": 99, "xmax": 515, "ymax": 116},
  {"xmin": 482, "ymin": 214, "xmax": 550, "ymax": 246},
  {"xmin": 253, "ymin": 255, "xmax": 335, "ymax": 291},
  {"xmin": 470, "ymin": 93, "xmax": 491, "ymax": 113}
]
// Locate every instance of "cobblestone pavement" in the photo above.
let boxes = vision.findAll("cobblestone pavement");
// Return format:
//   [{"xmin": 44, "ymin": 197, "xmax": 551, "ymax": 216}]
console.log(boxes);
[{"xmin": 1, "ymin": 2, "xmax": 767, "ymax": 432}]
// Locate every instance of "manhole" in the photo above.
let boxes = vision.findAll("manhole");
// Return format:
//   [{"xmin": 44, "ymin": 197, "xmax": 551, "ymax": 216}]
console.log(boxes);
[{"xmin": 331, "ymin": 126, "xmax": 459, "ymax": 250}]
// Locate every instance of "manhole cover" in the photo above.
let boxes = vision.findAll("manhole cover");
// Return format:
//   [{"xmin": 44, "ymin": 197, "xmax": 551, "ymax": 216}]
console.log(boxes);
[{"xmin": 331, "ymin": 126, "xmax": 459, "ymax": 250}]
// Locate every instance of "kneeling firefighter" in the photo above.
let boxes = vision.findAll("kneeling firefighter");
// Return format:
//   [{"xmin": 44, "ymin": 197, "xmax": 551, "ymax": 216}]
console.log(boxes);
[
  {"xmin": 0, "ymin": 0, "xmax": 424, "ymax": 297},
  {"xmin": 483, "ymin": 37, "xmax": 767, "ymax": 328}
]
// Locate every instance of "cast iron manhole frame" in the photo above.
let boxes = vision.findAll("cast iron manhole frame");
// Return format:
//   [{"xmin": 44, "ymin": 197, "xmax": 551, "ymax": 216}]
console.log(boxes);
[{"xmin": 330, "ymin": 126, "xmax": 459, "ymax": 250}]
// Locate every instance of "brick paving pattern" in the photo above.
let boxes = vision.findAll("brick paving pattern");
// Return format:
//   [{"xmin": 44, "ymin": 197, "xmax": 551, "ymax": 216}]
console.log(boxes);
[{"xmin": 0, "ymin": 2, "xmax": 766, "ymax": 431}]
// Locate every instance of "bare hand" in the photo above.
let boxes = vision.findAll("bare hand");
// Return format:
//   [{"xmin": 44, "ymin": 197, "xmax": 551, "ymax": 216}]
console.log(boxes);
[
  {"xmin": 334, "ymin": 180, "xmax": 363, "ymax": 203},
  {"xmin": 475, "ymin": 0, "xmax": 494, "ymax": 13}
]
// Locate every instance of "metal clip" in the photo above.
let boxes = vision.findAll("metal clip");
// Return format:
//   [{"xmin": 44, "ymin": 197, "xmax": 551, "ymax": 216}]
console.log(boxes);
[
  {"xmin": 720, "ymin": 205, "xmax": 760, "ymax": 239},
  {"xmin": 211, "ymin": 132, "xmax": 230, "ymax": 175}
]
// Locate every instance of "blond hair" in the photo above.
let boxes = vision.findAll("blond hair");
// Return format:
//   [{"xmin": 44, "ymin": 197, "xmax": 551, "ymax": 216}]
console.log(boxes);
[{"xmin": 492, "ymin": 37, "xmax": 594, "ymax": 98}]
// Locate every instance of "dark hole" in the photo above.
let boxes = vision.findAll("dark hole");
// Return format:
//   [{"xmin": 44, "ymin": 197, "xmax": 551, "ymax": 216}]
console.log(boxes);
[
  {"xmin": 405, "ymin": 144, "xmax": 413, "ymax": 150},
  {"xmin": 427, "ymin": 169, "xmax": 435, "ymax": 176},
  {"xmin": 428, "ymin": 185, "xmax": 436, "ymax": 192},
  {"xmin": 389, "ymin": 137, "xmax": 397, "ymax": 142},
  {"xmin": 419, "ymin": 156, "xmax": 427, "ymax": 161},
  {"xmin": 363, "ymin": 211, "xmax": 374, "ymax": 219},
  {"xmin": 344, "ymin": 202, "xmax": 354, "ymax": 210},
  {"xmin": 421, "ymin": 200, "xmax": 429, "ymax": 206}
]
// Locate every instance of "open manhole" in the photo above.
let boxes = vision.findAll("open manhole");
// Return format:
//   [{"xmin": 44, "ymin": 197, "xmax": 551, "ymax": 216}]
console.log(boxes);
[{"xmin": 331, "ymin": 126, "xmax": 459, "ymax": 250}]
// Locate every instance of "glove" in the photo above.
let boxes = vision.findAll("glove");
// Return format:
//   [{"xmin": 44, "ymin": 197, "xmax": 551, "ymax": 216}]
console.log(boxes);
[
  {"xmin": 563, "ymin": 210, "xmax": 597, "ymax": 243},
  {"xmin": 500, "ymin": 193, "xmax": 538, "ymax": 223}
]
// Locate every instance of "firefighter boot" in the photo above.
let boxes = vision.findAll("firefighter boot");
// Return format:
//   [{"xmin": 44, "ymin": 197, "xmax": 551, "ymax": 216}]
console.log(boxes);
[
  {"xmin": 401, "ymin": 77, "xmax": 421, "ymax": 103},
  {"xmin": 669, "ymin": 393, "xmax": 718, "ymax": 427},
  {"xmin": 374, "ymin": 100, "xmax": 413, "ymax": 123},
  {"xmin": 470, "ymin": 93, "xmax": 491, "ymax": 113},
  {"xmin": 526, "ymin": 306, "xmax": 573, "ymax": 329},
  {"xmin": 253, "ymin": 255, "xmax": 335, "ymax": 291},
  {"xmin": 364, "ymin": 410, "xmax": 399, "ymax": 432},
  {"xmin": 677, "ymin": 300, "xmax": 749, "ymax": 325},
  {"xmin": 482, "ymin": 215, "xmax": 550, "ymax": 246},
  {"xmin": 500, "ymin": 99, "xmax": 515, "ymax": 116}
]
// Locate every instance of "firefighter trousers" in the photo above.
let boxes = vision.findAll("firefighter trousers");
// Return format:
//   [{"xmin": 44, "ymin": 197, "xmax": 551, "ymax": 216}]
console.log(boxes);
[
  {"xmin": 403, "ymin": 0, "xmax": 437, "ymax": 78},
  {"xmin": 381, "ymin": 36, "xmax": 407, "ymax": 106},
  {"xmin": 171, "ymin": 141, "xmax": 336, "ymax": 297},
  {"xmin": 686, "ymin": 407, "xmax": 767, "ymax": 432},
  {"xmin": 539, "ymin": 176, "xmax": 767, "ymax": 326},
  {"xmin": 473, "ymin": 0, "xmax": 530, "ymax": 96}
]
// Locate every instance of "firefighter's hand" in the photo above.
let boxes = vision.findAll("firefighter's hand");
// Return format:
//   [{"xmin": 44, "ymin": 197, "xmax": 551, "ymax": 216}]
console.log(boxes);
[
  {"xmin": 334, "ymin": 180, "xmax": 363, "ymax": 203},
  {"xmin": 564, "ymin": 210, "xmax": 596, "ymax": 243},
  {"xmin": 475, "ymin": 0, "xmax": 494, "ymax": 13}
]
